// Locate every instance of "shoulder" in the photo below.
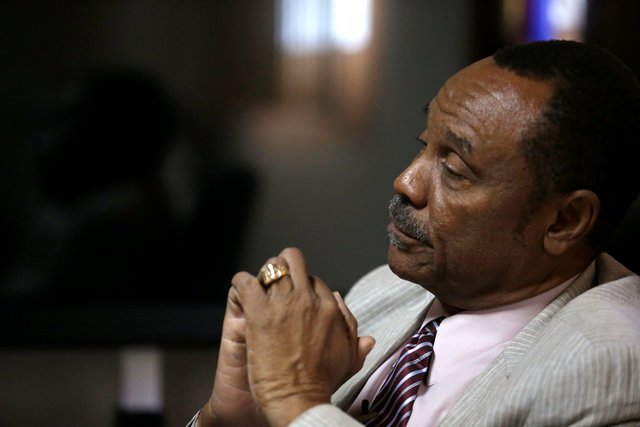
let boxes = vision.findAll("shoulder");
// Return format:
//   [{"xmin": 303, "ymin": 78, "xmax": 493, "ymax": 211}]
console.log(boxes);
[
  {"xmin": 551, "ymin": 253, "xmax": 640, "ymax": 346},
  {"xmin": 511, "ymin": 330, "xmax": 640, "ymax": 425},
  {"xmin": 343, "ymin": 265, "xmax": 433, "ymax": 333},
  {"xmin": 475, "ymin": 257, "xmax": 640, "ymax": 425},
  {"xmin": 508, "ymin": 255, "xmax": 640, "ymax": 423},
  {"xmin": 496, "ymin": 338, "xmax": 640, "ymax": 425},
  {"xmin": 343, "ymin": 265, "xmax": 430, "ymax": 312},
  {"xmin": 344, "ymin": 265, "xmax": 402, "ymax": 299},
  {"xmin": 523, "ymin": 254, "xmax": 640, "ymax": 364},
  {"xmin": 290, "ymin": 404, "xmax": 363, "ymax": 427}
]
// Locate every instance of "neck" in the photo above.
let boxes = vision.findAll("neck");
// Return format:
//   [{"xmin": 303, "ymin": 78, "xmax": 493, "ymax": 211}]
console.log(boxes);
[{"xmin": 442, "ymin": 252, "xmax": 596, "ymax": 312}]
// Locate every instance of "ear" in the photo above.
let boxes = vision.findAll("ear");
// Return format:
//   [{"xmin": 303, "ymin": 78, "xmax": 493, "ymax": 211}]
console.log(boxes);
[{"xmin": 543, "ymin": 190, "xmax": 600, "ymax": 256}]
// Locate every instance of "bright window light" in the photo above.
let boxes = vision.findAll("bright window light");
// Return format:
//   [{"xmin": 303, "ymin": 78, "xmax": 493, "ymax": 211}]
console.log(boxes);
[
  {"xmin": 278, "ymin": 0, "xmax": 327, "ymax": 54},
  {"xmin": 329, "ymin": 0, "xmax": 372, "ymax": 53},
  {"xmin": 278, "ymin": 0, "xmax": 372, "ymax": 54},
  {"xmin": 547, "ymin": 0, "xmax": 587, "ymax": 35}
]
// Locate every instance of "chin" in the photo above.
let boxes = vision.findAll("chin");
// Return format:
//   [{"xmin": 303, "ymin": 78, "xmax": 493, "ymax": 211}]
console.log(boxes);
[
  {"xmin": 387, "ymin": 245, "xmax": 422, "ymax": 283},
  {"xmin": 387, "ymin": 244, "xmax": 441, "ymax": 293}
]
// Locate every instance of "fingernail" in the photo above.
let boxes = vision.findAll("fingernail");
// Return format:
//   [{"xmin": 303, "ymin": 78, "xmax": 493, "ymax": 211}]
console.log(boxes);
[{"xmin": 368, "ymin": 337, "xmax": 376, "ymax": 350}]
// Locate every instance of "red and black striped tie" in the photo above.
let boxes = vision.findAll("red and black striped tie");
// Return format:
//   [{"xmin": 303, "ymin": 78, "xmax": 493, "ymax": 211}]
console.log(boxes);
[{"xmin": 365, "ymin": 316, "xmax": 445, "ymax": 427}]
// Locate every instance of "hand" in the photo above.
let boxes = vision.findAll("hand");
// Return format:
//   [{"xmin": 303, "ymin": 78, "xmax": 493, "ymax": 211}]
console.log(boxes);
[
  {"xmin": 197, "ymin": 283, "xmax": 268, "ymax": 427},
  {"xmin": 234, "ymin": 248, "xmax": 375, "ymax": 427}
]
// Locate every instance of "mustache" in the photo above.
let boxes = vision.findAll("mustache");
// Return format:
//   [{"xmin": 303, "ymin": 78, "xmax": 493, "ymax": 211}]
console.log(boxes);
[{"xmin": 388, "ymin": 194, "xmax": 428, "ymax": 243}]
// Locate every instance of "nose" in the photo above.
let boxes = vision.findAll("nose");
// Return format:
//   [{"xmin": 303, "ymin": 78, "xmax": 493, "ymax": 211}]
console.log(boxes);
[{"xmin": 392, "ymin": 156, "xmax": 430, "ymax": 208}]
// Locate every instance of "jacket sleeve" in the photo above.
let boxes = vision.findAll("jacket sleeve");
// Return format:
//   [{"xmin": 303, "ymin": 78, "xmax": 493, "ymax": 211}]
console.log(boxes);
[
  {"xmin": 290, "ymin": 404, "xmax": 364, "ymax": 427},
  {"xmin": 186, "ymin": 410, "xmax": 199, "ymax": 426},
  {"xmin": 188, "ymin": 405, "xmax": 365, "ymax": 427}
]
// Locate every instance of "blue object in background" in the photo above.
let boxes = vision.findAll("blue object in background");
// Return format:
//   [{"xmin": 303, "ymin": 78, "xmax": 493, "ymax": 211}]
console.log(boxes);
[{"xmin": 526, "ymin": 0, "xmax": 553, "ymax": 41}]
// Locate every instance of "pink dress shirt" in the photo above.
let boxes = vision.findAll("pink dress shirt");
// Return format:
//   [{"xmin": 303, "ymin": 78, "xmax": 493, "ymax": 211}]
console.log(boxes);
[{"xmin": 347, "ymin": 276, "xmax": 577, "ymax": 426}]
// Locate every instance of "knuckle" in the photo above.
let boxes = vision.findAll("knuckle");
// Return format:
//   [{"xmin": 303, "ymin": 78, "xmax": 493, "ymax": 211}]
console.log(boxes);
[
  {"xmin": 313, "ymin": 275, "xmax": 327, "ymax": 288},
  {"xmin": 231, "ymin": 271, "xmax": 256, "ymax": 292},
  {"xmin": 320, "ymin": 297, "xmax": 339, "ymax": 315},
  {"xmin": 231, "ymin": 271, "xmax": 247, "ymax": 285},
  {"xmin": 281, "ymin": 247, "xmax": 302, "ymax": 259}
]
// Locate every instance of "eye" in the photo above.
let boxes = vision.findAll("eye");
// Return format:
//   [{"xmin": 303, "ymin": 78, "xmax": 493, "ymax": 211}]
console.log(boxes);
[
  {"xmin": 444, "ymin": 164, "xmax": 464, "ymax": 179},
  {"xmin": 440, "ymin": 156, "xmax": 468, "ymax": 181}
]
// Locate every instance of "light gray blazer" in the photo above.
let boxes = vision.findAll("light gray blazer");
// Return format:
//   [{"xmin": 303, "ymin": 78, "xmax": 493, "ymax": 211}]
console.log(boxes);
[{"xmin": 292, "ymin": 254, "xmax": 640, "ymax": 426}]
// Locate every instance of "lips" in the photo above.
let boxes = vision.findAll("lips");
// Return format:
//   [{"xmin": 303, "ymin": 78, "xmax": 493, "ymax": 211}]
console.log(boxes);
[
  {"xmin": 390, "ymin": 222, "xmax": 417, "ymax": 240},
  {"xmin": 388, "ymin": 221, "xmax": 432, "ymax": 247},
  {"xmin": 388, "ymin": 194, "xmax": 432, "ymax": 247}
]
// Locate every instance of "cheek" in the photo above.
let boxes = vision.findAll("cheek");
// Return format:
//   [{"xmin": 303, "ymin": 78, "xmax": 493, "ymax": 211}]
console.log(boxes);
[
  {"xmin": 431, "ymin": 197, "xmax": 518, "ymax": 254},
  {"xmin": 429, "ymin": 179, "xmax": 532, "ymax": 246},
  {"xmin": 430, "ymin": 190, "xmax": 485, "ymax": 237}
]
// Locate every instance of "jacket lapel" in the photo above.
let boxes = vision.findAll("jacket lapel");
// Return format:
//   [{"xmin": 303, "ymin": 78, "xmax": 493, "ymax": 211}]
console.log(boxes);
[
  {"xmin": 331, "ymin": 278, "xmax": 435, "ymax": 410},
  {"xmin": 440, "ymin": 261, "xmax": 597, "ymax": 426}
]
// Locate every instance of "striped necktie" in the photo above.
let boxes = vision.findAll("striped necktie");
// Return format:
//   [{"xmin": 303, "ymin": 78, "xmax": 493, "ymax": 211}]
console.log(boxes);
[{"xmin": 364, "ymin": 316, "xmax": 445, "ymax": 427}]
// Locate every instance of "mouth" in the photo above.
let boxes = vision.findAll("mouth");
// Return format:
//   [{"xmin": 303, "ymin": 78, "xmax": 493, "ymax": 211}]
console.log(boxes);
[
  {"xmin": 387, "ymin": 194, "xmax": 432, "ymax": 250},
  {"xmin": 387, "ymin": 222, "xmax": 432, "ymax": 249}
]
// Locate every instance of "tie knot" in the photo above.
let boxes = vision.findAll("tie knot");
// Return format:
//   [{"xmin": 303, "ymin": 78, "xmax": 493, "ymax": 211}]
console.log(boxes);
[
  {"xmin": 364, "ymin": 315, "xmax": 446, "ymax": 427},
  {"xmin": 421, "ymin": 315, "xmax": 445, "ymax": 333},
  {"xmin": 412, "ymin": 315, "xmax": 445, "ymax": 345}
]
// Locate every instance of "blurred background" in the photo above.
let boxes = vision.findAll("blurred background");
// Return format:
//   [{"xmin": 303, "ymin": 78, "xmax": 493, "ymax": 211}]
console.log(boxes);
[{"xmin": 1, "ymin": 0, "xmax": 639, "ymax": 425}]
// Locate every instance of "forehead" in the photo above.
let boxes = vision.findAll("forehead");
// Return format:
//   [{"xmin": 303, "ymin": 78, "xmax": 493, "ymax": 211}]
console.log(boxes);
[{"xmin": 429, "ymin": 57, "xmax": 553, "ymax": 156}]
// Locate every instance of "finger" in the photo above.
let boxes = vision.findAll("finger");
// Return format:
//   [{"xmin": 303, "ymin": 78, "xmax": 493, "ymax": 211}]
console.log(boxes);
[
  {"xmin": 231, "ymin": 271, "xmax": 256, "ymax": 297},
  {"xmin": 312, "ymin": 277, "xmax": 359, "ymax": 348},
  {"xmin": 351, "ymin": 336, "xmax": 376, "ymax": 376},
  {"xmin": 333, "ymin": 291, "xmax": 357, "ymax": 340},
  {"xmin": 232, "ymin": 271, "xmax": 267, "ymax": 314},
  {"xmin": 259, "ymin": 256, "xmax": 293, "ymax": 295},
  {"xmin": 279, "ymin": 247, "xmax": 312, "ymax": 292},
  {"xmin": 225, "ymin": 283, "xmax": 244, "ymax": 318},
  {"xmin": 309, "ymin": 274, "xmax": 335, "ymax": 300}
]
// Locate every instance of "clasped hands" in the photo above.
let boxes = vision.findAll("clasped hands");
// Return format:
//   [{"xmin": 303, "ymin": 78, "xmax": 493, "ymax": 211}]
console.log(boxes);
[{"xmin": 198, "ymin": 248, "xmax": 376, "ymax": 427}]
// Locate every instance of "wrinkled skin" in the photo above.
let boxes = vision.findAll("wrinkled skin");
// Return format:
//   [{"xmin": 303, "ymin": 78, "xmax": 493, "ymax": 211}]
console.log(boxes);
[
  {"xmin": 199, "ymin": 248, "xmax": 374, "ymax": 427},
  {"xmin": 199, "ymin": 56, "xmax": 598, "ymax": 426},
  {"xmin": 387, "ymin": 57, "xmax": 590, "ymax": 310},
  {"xmin": 198, "ymin": 281, "xmax": 268, "ymax": 427}
]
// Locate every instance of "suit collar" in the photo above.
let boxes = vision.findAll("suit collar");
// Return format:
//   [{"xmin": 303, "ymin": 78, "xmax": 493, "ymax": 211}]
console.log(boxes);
[
  {"xmin": 494, "ymin": 252, "xmax": 637, "ymax": 378},
  {"xmin": 500, "ymin": 261, "xmax": 596, "ymax": 376},
  {"xmin": 332, "ymin": 255, "xmax": 625, "ymax": 419},
  {"xmin": 440, "ymin": 259, "xmax": 597, "ymax": 425},
  {"xmin": 331, "ymin": 276, "xmax": 435, "ymax": 410}
]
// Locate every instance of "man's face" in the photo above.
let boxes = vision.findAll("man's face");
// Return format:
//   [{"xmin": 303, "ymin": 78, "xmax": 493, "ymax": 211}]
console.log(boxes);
[{"xmin": 387, "ymin": 57, "xmax": 555, "ymax": 310}]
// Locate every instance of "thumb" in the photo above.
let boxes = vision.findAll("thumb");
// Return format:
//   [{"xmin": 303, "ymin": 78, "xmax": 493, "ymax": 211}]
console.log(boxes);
[{"xmin": 351, "ymin": 336, "xmax": 376, "ymax": 375}]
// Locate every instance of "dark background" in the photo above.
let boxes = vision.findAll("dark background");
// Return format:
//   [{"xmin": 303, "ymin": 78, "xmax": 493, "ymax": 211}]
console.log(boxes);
[{"xmin": 0, "ymin": 1, "xmax": 638, "ymax": 426}]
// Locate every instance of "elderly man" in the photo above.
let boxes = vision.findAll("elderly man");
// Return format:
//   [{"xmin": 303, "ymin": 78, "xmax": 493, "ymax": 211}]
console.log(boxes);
[{"xmin": 190, "ymin": 40, "xmax": 640, "ymax": 426}]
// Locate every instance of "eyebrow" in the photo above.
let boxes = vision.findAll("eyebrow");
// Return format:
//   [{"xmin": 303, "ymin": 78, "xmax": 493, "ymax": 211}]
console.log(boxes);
[
  {"xmin": 445, "ymin": 129, "xmax": 473, "ymax": 155},
  {"xmin": 423, "ymin": 103, "xmax": 474, "ymax": 155}
]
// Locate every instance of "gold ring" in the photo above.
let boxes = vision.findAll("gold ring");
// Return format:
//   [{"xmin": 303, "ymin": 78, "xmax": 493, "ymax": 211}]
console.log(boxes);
[{"xmin": 257, "ymin": 262, "xmax": 290, "ymax": 287}]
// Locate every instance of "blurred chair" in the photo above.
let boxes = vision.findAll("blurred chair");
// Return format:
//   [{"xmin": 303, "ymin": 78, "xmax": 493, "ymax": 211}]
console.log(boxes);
[{"xmin": 4, "ymin": 68, "xmax": 256, "ymax": 303}]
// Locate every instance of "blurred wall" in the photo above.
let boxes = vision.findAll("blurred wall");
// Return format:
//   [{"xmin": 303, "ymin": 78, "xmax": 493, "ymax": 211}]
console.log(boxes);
[
  {"xmin": 0, "ymin": 348, "xmax": 217, "ymax": 427},
  {"xmin": 0, "ymin": 0, "xmax": 275, "ymax": 301},
  {"xmin": 236, "ymin": 0, "xmax": 472, "ymax": 292},
  {"xmin": 0, "ymin": 1, "xmax": 472, "ymax": 426}
]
